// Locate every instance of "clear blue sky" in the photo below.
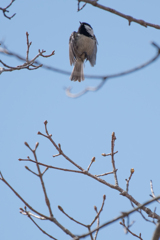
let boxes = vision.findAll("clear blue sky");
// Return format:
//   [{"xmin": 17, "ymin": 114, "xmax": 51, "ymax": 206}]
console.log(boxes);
[{"xmin": 1, "ymin": 1, "xmax": 160, "ymax": 240}]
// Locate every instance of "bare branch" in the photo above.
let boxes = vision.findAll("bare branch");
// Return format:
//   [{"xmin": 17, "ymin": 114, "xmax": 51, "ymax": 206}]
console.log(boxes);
[
  {"xmin": 77, "ymin": 1, "xmax": 87, "ymax": 11},
  {"xmin": 20, "ymin": 208, "xmax": 46, "ymax": 220},
  {"xmin": 37, "ymin": 122, "xmax": 160, "ymax": 221},
  {"xmin": 19, "ymin": 157, "xmax": 84, "ymax": 174},
  {"xmin": 38, "ymin": 121, "xmax": 84, "ymax": 171},
  {"xmin": 102, "ymin": 151, "xmax": 118, "ymax": 157},
  {"xmin": 138, "ymin": 209, "xmax": 156, "ymax": 224},
  {"xmin": 87, "ymin": 157, "xmax": 95, "ymax": 171},
  {"xmin": 66, "ymin": 42, "xmax": 160, "ymax": 98},
  {"xmin": 58, "ymin": 206, "xmax": 88, "ymax": 227},
  {"xmin": 1, "ymin": 41, "xmax": 159, "ymax": 96},
  {"xmin": 0, "ymin": 32, "xmax": 55, "ymax": 74},
  {"xmin": 25, "ymin": 165, "xmax": 39, "ymax": 177},
  {"xmin": 120, "ymin": 218, "xmax": 143, "ymax": 240},
  {"xmin": 74, "ymin": 195, "xmax": 160, "ymax": 240},
  {"xmin": 150, "ymin": 180, "xmax": 160, "ymax": 203},
  {"xmin": 95, "ymin": 169, "xmax": 118, "ymax": 178},
  {"xmin": 21, "ymin": 208, "xmax": 57, "ymax": 240},
  {"xmin": 0, "ymin": 172, "xmax": 76, "ymax": 238},
  {"xmin": 94, "ymin": 206, "xmax": 100, "ymax": 240},
  {"xmin": 126, "ymin": 168, "xmax": 134, "ymax": 192},
  {"xmin": 42, "ymin": 167, "xmax": 49, "ymax": 176},
  {"xmin": 27, "ymin": 215, "xmax": 57, "ymax": 240},
  {"xmin": 0, "ymin": 0, "xmax": 16, "ymax": 19},
  {"xmin": 111, "ymin": 132, "xmax": 118, "ymax": 186},
  {"xmin": 25, "ymin": 142, "xmax": 53, "ymax": 218},
  {"xmin": 90, "ymin": 195, "xmax": 106, "ymax": 227},
  {"xmin": 78, "ymin": 0, "xmax": 160, "ymax": 30}
]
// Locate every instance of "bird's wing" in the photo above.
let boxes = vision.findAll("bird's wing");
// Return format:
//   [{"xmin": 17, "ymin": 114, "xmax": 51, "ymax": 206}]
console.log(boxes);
[
  {"xmin": 69, "ymin": 32, "xmax": 76, "ymax": 66},
  {"xmin": 88, "ymin": 36, "xmax": 97, "ymax": 66}
]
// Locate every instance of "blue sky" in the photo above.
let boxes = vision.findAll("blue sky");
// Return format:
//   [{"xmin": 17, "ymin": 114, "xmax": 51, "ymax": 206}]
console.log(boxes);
[{"xmin": 1, "ymin": 1, "xmax": 160, "ymax": 240}]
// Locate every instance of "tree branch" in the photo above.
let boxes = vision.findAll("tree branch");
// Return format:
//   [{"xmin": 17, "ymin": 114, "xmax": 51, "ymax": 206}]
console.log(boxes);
[
  {"xmin": 78, "ymin": 0, "xmax": 160, "ymax": 30},
  {"xmin": 66, "ymin": 42, "xmax": 160, "ymax": 98},
  {"xmin": 0, "ymin": 172, "xmax": 75, "ymax": 238},
  {"xmin": 0, "ymin": 32, "xmax": 55, "ymax": 74},
  {"xmin": 0, "ymin": 0, "xmax": 16, "ymax": 19},
  {"xmin": 74, "ymin": 195, "xmax": 160, "ymax": 240}
]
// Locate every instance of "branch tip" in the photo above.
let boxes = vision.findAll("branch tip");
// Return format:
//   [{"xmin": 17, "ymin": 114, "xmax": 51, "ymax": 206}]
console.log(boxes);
[
  {"xmin": 58, "ymin": 205, "xmax": 64, "ymax": 212},
  {"xmin": 94, "ymin": 206, "xmax": 97, "ymax": 212},
  {"xmin": 35, "ymin": 142, "xmax": 39, "ymax": 150},
  {"xmin": 24, "ymin": 141, "xmax": 30, "ymax": 148},
  {"xmin": 44, "ymin": 120, "xmax": 48, "ymax": 125}
]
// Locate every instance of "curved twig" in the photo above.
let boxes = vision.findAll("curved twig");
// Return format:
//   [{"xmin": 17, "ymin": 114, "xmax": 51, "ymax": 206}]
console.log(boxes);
[
  {"xmin": 0, "ymin": 0, "xmax": 16, "ymax": 19},
  {"xmin": 66, "ymin": 42, "xmax": 160, "ymax": 98}
]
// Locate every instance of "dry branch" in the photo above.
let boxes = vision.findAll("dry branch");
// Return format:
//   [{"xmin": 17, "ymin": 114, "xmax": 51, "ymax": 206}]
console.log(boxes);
[
  {"xmin": 66, "ymin": 42, "xmax": 160, "ymax": 98},
  {"xmin": 0, "ymin": 0, "xmax": 16, "ymax": 19},
  {"xmin": 120, "ymin": 218, "xmax": 142, "ymax": 240},
  {"xmin": 75, "ymin": 195, "xmax": 160, "ymax": 240},
  {"xmin": 78, "ymin": 0, "xmax": 160, "ymax": 30},
  {"xmin": 0, "ymin": 41, "xmax": 159, "ymax": 97},
  {"xmin": 0, "ymin": 32, "xmax": 55, "ymax": 74}
]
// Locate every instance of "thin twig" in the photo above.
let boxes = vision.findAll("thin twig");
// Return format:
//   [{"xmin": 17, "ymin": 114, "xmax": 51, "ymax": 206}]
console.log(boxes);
[
  {"xmin": 102, "ymin": 151, "xmax": 118, "ymax": 157},
  {"xmin": 0, "ymin": 172, "xmax": 76, "ymax": 238},
  {"xmin": 37, "ymin": 122, "xmax": 160, "ymax": 221},
  {"xmin": 77, "ymin": 1, "xmax": 87, "ymax": 11},
  {"xmin": 26, "ymin": 32, "xmax": 32, "ymax": 62},
  {"xmin": 42, "ymin": 167, "xmax": 49, "ymax": 176},
  {"xmin": 150, "ymin": 180, "xmax": 160, "ymax": 203},
  {"xmin": 89, "ymin": 195, "xmax": 106, "ymax": 227},
  {"xmin": 138, "ymin": 209, "xmax": 156, "ymax": 224},
  {"xmin": 38, "ymin": 121, "xmax": 84, "ymax": 172},
  {"xmin": 120, "ymin": 218, "xmax": 142, "ymax": 240},
  {"xmin": 126, "ymin": 168, "xmax": 134, "ymax": 192},
  {"xmin": 31, "ymin": 144, "xmax": 53, "ymax": 218},
  {"xmin": 78, "ymin": 0, "xmax": 160, "ymax": 30},
  {"xmin": 0, "ymin": 0, "xmax": 16, "ymax": 19},
  {"xmin": 73, "ymin": 195, "xmax": 160, "ymax": 240},
  {"xmin": 19, "ymin": 157, "xmax": 84, "ymax": 174},
  {"xmin": 94, "ymin": 206, "xmax": 99, "ymax": 240},
  {"xmin": 87, "ymin": 226, "xmax": 94, "ymax": 240},
  {"xmin": 95, "ymin": 169, "xmax": 117, "ymax": 177},
  {"xmin": 87, "ymin": 157, "xmax": 95, "ymax": 171},
  {"xmin": 111, "ymin": 132, "xmax": 118, "ymax": 186},
  {"xmin": 25, "ymin": 165, "xmax": 39, "ymax": 177},
  {"xmin": 20, "ymin": 208, "xmax": 46, "ymax": 220},
  {"xmin": 58, "ymin": 206, "xmax": 88, "ymax": 227},
  {"xmin": 0, "ymin": 32, "xmax": 55, "ymax": 74},
  {"xmin": 26, "ymin": 212, "xmax": 57, "ymax": 240}
]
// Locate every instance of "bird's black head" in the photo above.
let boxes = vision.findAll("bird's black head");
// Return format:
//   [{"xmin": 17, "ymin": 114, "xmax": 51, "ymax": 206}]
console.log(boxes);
[{"xmin": 78, "ymin": 22, "xmax": 94, "ymax": 38}]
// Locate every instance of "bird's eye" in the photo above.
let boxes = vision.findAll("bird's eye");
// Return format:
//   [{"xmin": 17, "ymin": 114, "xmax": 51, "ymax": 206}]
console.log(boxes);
[{"xmin": 84, "ymin": 25, "xmax": 94, "ymax": 37}]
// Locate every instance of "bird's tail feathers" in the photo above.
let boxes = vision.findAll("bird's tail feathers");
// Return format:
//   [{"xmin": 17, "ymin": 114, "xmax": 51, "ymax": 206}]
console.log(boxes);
[{"xmin": 70, "ymin": 60, "xmax": 84, "ymax": 82}]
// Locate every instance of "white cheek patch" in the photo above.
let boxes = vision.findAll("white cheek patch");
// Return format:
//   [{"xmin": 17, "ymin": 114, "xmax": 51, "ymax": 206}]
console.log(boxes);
[{"xmin": 84, "ymin": 25, "xmax": 94, "ymax": 37}]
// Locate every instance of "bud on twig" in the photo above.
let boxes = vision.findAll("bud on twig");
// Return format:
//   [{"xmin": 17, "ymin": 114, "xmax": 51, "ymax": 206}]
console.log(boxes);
[
  {"xmin": 94, "ymin": 206, "xmax": 97, "ymax": 212},
  {"xmin": 92, "ymin": 157, "xmax": 95, "ymax": 162},
  {"xmin": 102, "ymin": 153, "xmax": 107, "ymax": 156},
  {"xmin": 24, "ymin": 142, "xmax": 29, "ymax": 148},
  {"xmin": 58, "ymin": 205, "xmax": 64, "ymax": 212}
]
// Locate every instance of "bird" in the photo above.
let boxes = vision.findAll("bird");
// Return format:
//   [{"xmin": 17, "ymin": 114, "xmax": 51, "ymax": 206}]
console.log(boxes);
[{"xmin": 69, "ymin": 22, "xmax": 97, "ymax": 82}]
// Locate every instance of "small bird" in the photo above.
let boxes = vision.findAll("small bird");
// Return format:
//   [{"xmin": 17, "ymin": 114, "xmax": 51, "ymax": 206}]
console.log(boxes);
[{"xmin": 69, "ymin": 22, "xmax": 97, "ymax": 82}]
